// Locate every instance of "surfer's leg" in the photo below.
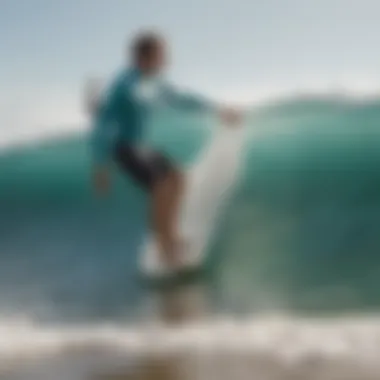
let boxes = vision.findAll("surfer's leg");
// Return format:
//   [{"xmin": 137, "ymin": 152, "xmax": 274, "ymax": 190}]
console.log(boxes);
[
  {"xmin": 114, "ymin": 142, "xmax": 183, "ymax": 264},
  {"xmin": 152, "ymin": 174, "xmax": 174, "ymax": 259},
  {"xmin": 165, "ymin": 169, "xmax": 185, "ymax": 231},
  {"xmin": 152, "ymin": 169, "xmax": 185, "ymax": 263}
]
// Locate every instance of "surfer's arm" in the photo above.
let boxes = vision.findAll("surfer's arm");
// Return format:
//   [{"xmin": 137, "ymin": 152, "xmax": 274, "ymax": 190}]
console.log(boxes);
[
  {"xmin": 90, "ymin": 83, "xmax": 121, "ymax": 195},
  {"xmin": 91, "ymin": 115, "xmax": 114, "ymax": 195},
  {"xmin": 91, "ymin": 83, "xmax": 121, "ymax": 166},
  {"xmin": 91, "ymin": 117, "xmax": 112, "ymax": 167},
  {"xmin": 161, "ymin": 84, "xmax": 242, "ymax": 127},
  {"xmin": 161, "ymin": 83, "xmax": 215, "ymax": 113}
]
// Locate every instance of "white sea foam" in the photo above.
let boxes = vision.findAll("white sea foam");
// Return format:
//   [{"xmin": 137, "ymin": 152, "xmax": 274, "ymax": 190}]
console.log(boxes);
[{"xmin": 2, "ymin": 315, "xmax": 380, "ymax": 379}]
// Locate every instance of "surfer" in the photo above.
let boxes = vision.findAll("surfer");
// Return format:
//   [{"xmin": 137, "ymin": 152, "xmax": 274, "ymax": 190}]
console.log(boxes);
[{"xmin": 91, "ymin": 31, "xmax": 240, "ymax": 266}]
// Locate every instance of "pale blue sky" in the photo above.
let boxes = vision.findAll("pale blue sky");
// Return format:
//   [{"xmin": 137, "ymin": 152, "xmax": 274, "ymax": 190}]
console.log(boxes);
[{"xmin": 1, "ymin": 0, "xmax": 379, "ymax": 137}]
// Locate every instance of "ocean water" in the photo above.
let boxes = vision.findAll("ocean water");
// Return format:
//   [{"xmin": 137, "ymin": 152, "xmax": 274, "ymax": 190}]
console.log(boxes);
[{"xmin": 1, "ymin": 96, "xmax": 380, "ymax": 379}]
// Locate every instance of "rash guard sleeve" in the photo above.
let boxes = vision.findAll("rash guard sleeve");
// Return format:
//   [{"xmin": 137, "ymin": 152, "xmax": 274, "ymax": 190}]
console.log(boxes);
[
  {"xmin": 161, "ymin": 83, "xmax": 216, "ymax": 113},
  {"xmin": 91, "ymin": 81, "xmax": 122, "ymax": 166}
]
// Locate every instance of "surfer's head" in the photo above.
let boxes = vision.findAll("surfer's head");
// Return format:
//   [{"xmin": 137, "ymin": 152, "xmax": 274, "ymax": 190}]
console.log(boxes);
[{"xmin": 130, "ymin": 31, "xmax": 167, "ymax": 75}]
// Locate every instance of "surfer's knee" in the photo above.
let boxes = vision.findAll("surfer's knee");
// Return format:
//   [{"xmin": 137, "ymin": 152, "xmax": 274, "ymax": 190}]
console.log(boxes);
[
  {"xmin": 169, "ymin": 168, "xmax": 184, "ymax": 190},
  {"xmin": 152, "ymin": 168, "xmax": 183, "ymax": 195}
]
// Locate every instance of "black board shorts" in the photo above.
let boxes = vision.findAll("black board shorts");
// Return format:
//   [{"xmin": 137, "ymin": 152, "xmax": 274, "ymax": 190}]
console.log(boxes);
[{"xmin": 114, "ymin": 141, "xmax": 174, "ymax": 190}]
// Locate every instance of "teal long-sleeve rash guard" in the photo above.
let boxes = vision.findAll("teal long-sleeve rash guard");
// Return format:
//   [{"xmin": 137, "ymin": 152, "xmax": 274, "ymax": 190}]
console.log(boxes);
[{"xmin": 91, "ymin": 67, "xmax": 214, "ymax": 166}]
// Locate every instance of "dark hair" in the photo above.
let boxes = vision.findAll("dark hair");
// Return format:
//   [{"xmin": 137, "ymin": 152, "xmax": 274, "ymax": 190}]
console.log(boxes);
[{"xmin": 131, "ymin": 32, "xmax": 163, "ymax": 63}]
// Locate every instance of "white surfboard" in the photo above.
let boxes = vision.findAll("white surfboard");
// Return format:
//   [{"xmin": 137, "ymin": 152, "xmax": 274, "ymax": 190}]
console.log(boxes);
[{"xmin": 140, "ymin": 123, "xmax": 246, "ymax": 278}]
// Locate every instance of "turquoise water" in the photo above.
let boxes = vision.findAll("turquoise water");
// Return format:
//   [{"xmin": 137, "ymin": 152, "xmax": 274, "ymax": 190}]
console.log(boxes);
[{"xmin": 1, "ymin": 97, "xmax": 380, "ymax": 323}]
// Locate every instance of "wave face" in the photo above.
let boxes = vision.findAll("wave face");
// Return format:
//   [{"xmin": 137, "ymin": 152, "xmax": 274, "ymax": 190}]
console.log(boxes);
[{"xmin": 1, "ymin": 98, "xmax": 380, "ymax": 322}]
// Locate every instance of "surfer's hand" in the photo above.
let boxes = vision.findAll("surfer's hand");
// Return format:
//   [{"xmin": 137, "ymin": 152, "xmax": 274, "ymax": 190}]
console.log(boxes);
[
  {"xmin": 219, "ymin": 107, "xmax": 242, "ymax": 127},
  {"xmin": 93, "ymin": 167, "xmax": 110, "ymax": 196}
]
